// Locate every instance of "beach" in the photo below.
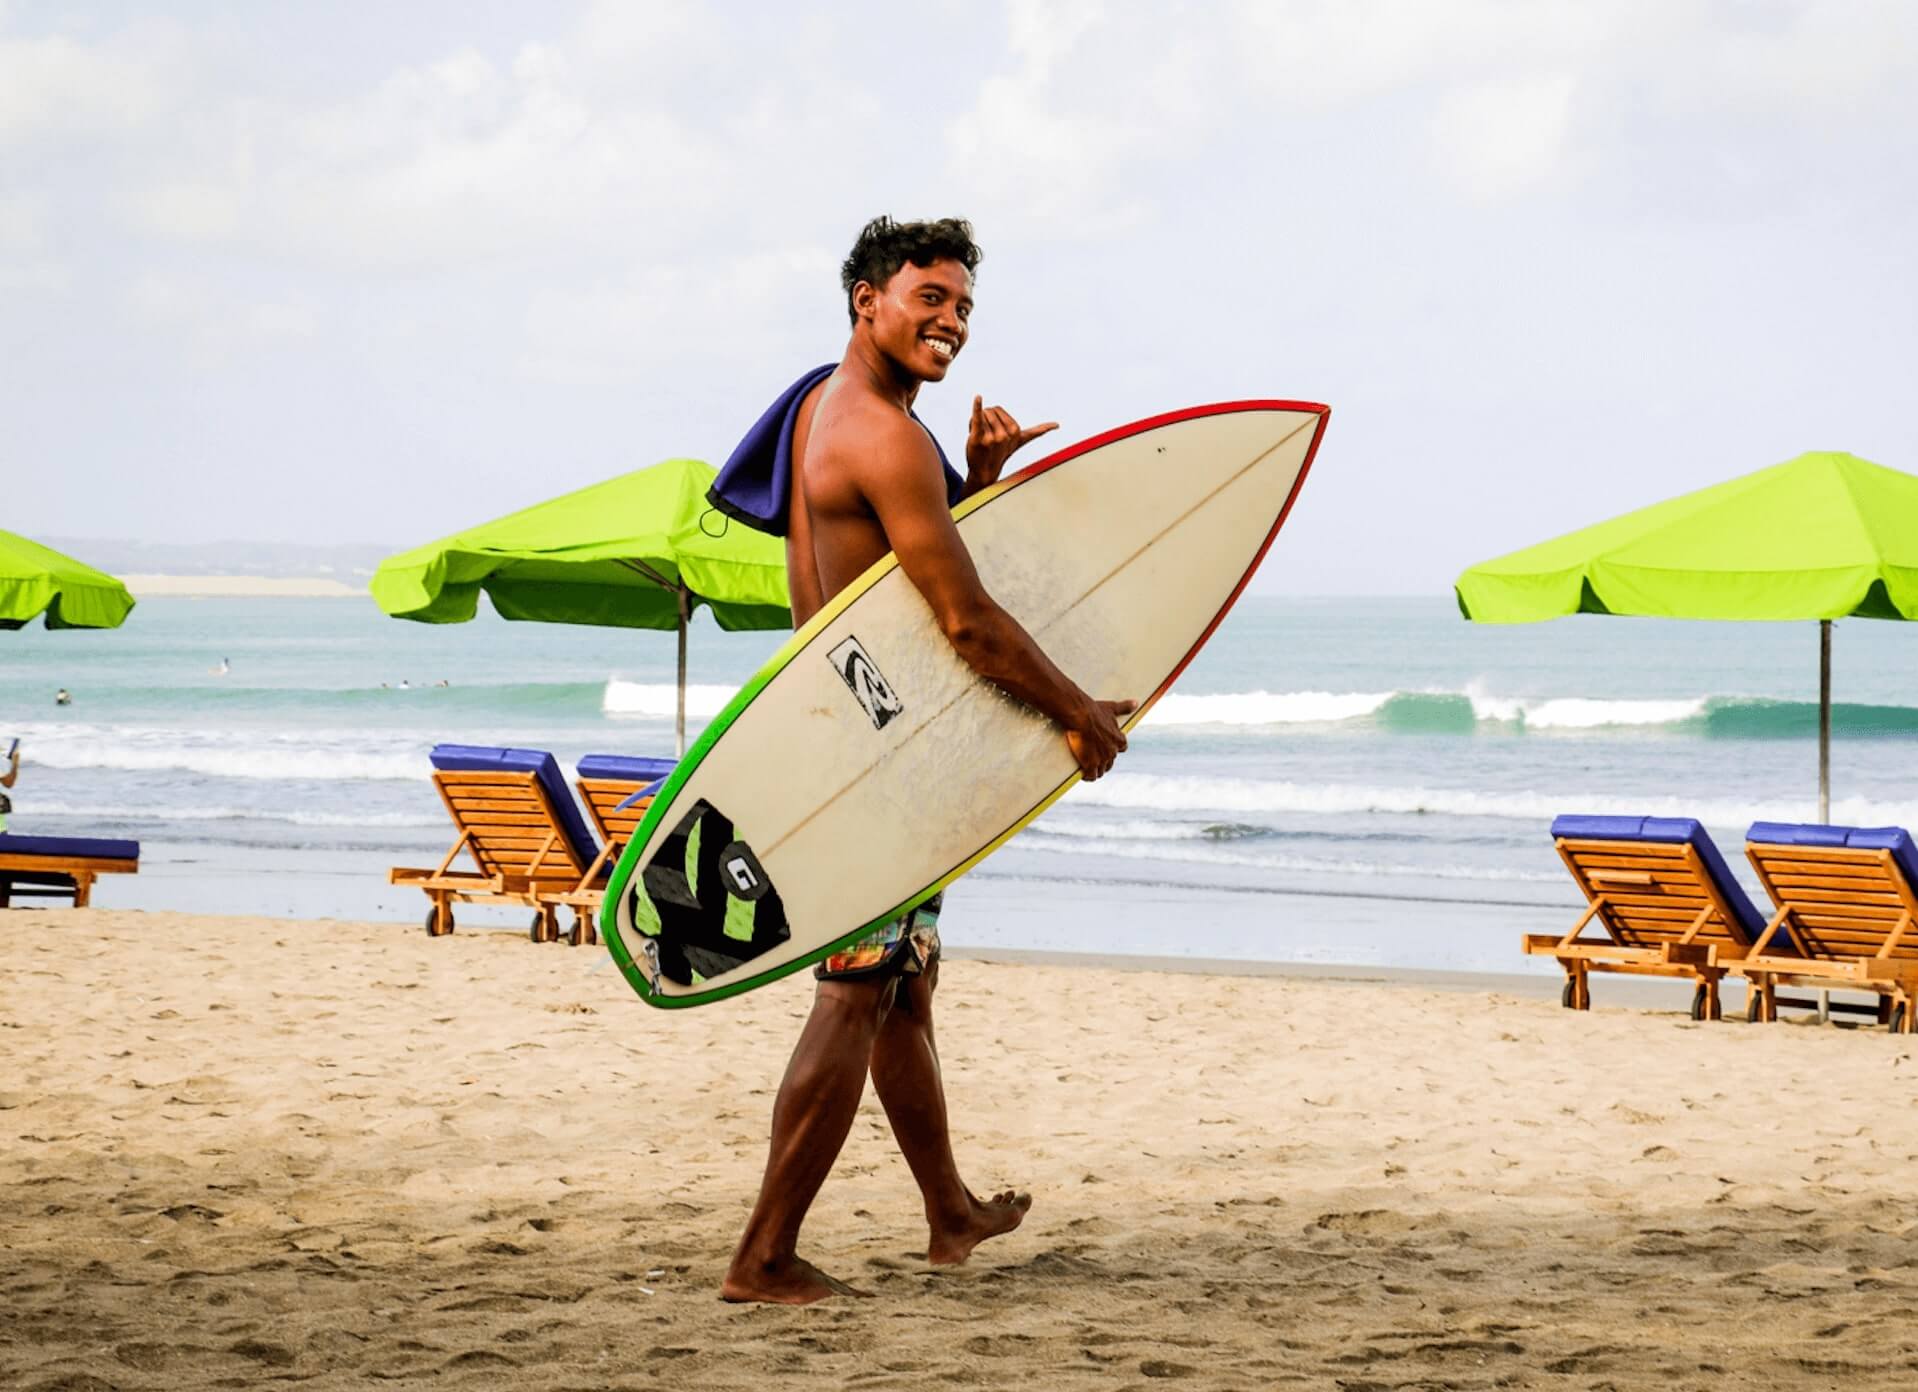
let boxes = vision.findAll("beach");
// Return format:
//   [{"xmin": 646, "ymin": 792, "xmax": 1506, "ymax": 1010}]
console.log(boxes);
[
  {"xmin": 5, "ymin": 909, "xmax": 1915, "ymax": 1389},
  {"xmin": 118, "ymin": 576, "xmax": 366, "ymax": 600}
]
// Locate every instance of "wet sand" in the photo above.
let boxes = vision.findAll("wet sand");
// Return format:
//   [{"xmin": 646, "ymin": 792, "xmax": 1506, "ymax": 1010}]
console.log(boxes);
[{"xmin": 4, "ymin": 909, "xmax": 1916, "ymax": 1389}]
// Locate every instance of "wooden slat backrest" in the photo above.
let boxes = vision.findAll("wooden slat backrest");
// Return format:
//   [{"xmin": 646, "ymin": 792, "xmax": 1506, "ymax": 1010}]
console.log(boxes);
[
  {"xmin": 576, "ymin": 777, "xmax": 657, "ymax": 854},
  {"xmin": 1555, "ymin": 837, "xmax": 1750, "ymax": 948},
  {"xmin": 432, "ymin": 769, "xmax": 589, "ymax": 880},
  {"xmin": 1746, "ymin": 844, "xmax": 1918, "ymax": 964}
]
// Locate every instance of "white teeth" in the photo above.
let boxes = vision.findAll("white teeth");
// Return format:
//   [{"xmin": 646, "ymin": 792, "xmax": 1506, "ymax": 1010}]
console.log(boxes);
[{"xmin": 926, "ymin": 339, "xmax": 953, "ymax": 358}]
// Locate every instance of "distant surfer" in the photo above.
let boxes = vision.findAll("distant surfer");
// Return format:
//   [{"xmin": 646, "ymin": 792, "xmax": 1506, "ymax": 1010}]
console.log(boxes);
[
  {"xmin": 710, "ymin": 216, "xmax": 1134, "ymax": 1303},
  {"xmin": 54, "ymin": 688, "xmax": 71, "ymax": 706}
]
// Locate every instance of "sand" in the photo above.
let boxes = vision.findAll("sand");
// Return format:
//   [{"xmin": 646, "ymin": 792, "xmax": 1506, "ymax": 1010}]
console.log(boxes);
[{"xmin": 5, "ymin": 910, "xmax": 1917, "ymax": 1390}]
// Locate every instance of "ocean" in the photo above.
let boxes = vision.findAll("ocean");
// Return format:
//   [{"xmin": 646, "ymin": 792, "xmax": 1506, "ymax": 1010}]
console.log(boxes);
[{"xmin": 6, "ymin": 595, "xmax": 1916, "ymax": 978}]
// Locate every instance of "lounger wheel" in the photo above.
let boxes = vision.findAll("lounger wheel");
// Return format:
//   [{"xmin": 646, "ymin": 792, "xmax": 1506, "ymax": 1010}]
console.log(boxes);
[
  {"xmin": 424, "ymin": 904, "xmax": 453, "ymax": 936},
  {"xmin": 1689, "ymin": 984, "xmax": 1711, "ymax": 1022},
  {"xmin": 1891, "ymin": 1002, "xmax": 1907, "ymax": 1034},
  {"xmin": 1561, "ymin": 979, "xmax": 1576, "ymax": 1009},
  {"xmin": 529, "ymin": 912, "xmax": 549, "ymax": 944},
  {"xmin": 567, "ymin": 912, "xmax": 595, "ymax": 948},
  {"xmin": 1746, "ymin": 993, "xmax": 1764, "ymax": 1024}
]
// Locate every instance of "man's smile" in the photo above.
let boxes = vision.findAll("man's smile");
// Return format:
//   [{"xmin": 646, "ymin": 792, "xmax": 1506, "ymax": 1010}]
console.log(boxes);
[{"xmin": 924, "ymin": 336, "xmax": 957, "ymax": 361}]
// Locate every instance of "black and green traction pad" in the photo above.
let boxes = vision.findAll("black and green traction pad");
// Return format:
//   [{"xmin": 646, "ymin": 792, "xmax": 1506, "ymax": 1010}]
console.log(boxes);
[{"xmin": 626, "ymin": 799, "xmax": 790, "ymax": 986}]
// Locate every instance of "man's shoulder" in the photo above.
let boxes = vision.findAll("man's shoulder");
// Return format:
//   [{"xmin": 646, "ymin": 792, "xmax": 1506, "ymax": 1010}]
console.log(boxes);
[{"xmin": 814, "ymin": 384, "xmax": 936, "ymax": 464}]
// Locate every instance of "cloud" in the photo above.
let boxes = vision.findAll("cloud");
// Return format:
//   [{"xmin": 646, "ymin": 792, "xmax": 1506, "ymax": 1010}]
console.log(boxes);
[
  {"xmin": 1231, "ymin": 0, "xmax": 1620, "ymax": 106},
  {"xmin": 519, "ymin": 245, "xmax": 839, "ymax": 386},
  {"xmin": 0, "ymin": 189, "xmax": 47, "ymax": 250},
  {"xmin": 0, "ymin": 24, "xmax": 180, "ymax": 146},
  {"xmin": 129, "ymin": 180, "xmax": 244, "ymax": 243},
  {"xmin": 1697, "ymin": 0, "xmax": 1916, "ymax": 118},
  {"xmin": 0, "ymin": 189, "xmax": 65, "ymax": 293},
  {"xmin": 129, "ymin": 274, "xmax": 318, "ymax": 355},
  {"xmin": 1431, "ymin": 74, "xmax": 1576, "ymax": 200},
  {"xmin": 123, "ymin": 38, "xmax": 728, "ymax": 272},
  {"xmin": 943, "ymin": 2, "xmax": 1203, "ymax": 228},
  {"xmin": 1226, "ymin": 1, "xmax": 1916, "ymax": 202}
]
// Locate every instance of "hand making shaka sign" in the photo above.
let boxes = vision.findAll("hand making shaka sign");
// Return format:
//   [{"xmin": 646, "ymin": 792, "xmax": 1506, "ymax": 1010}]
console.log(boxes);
[{"xmin": 963, "ymin": 396, "xmax": 1058, "ymax": 496}]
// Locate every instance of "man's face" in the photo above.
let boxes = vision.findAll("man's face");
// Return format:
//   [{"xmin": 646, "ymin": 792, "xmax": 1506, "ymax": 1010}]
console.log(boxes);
[{"xmin": 861, "ymin": 258, "xmax": 972, "ymax": 383}]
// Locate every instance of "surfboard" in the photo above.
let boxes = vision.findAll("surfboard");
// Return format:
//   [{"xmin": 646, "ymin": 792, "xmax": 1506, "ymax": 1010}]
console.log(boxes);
[{"xmin": 600, "ymin": 399, "xmax": 1330, "ymax": 1007}]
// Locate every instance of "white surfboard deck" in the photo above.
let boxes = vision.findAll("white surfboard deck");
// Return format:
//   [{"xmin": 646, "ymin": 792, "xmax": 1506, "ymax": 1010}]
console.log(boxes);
[{"xmin": 601, "ymin": 399, "xmax": 1329, "ymax": 1007}]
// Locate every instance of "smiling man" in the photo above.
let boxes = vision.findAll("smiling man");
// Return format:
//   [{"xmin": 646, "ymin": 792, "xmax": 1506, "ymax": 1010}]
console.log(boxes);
[{"xmin": 715, "ymin": 216, "xmax": 1134, "ymax": 1303}]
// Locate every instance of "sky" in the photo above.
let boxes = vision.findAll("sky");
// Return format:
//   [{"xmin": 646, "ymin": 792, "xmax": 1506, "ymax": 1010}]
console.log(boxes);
[{"xmin": 3, "ymin": 0, "xmax": 1914, "ymax": 594}]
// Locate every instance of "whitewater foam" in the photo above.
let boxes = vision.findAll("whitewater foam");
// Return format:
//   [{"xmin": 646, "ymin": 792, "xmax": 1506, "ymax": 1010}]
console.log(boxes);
[
  {"xmin": 602, "ymin": 680, "xmax": 737, "ymax": 719},
  {"xmin": 1025, "ymin": 817, "xmax": 1272, "ymax": 843},
  {"xmin": 1500, "ymin": 696, "xmax": 1711, "ymax": 730},
  {"xmin": 1144, "ymin": 690, "xmax": 1394, "ymax": 726},
  {"xmin": 1064, "ymin": 771, "xmax": 1918, "ymax": 831},
  {"xmin": 1018, "ymin": 831, "xmax": 1560, "ymax": 883},
  {"xmin": 17, "ymin": 723, "xmax": 432, "ymax": 782},
  {"xmin": 1130, "ymin": 686, "xmax": 1723, "ymax": 731},
  {"xmin": 30, "ymin": 803, "xmax": 442, "ymax": 829}
]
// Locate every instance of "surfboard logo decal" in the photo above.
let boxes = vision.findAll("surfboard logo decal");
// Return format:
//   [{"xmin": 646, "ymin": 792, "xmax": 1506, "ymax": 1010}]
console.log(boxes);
[
  {"xmin": 719, "ymin": 840, "xmax": 769, "ymax": 900},
  {"xmin": 828, "ymin": 635, "xmax": 903, "ymax": 730}
]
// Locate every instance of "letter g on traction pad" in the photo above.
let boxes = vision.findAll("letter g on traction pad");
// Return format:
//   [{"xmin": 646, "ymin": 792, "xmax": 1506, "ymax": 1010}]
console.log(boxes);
[{"xmin": 626, "ymin": 799, "xmax": 790, "ymax": 986}]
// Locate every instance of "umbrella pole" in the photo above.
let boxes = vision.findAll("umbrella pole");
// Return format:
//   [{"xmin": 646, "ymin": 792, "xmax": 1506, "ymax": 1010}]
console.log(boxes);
[
  {"xmin": 676, "ymin": 587, "xmax": 690, "ymax": 759},
  {"xmin": 1819, "ymin": 619, "xmax": 1832, "ymax": 823}
]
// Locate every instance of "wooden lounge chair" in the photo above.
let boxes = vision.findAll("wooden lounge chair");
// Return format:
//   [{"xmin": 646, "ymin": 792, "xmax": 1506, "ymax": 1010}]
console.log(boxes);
[
  {"xmin": 390, "ymin": 744, "xmax": 601, "ymax": 943},
  {"xmin": 1742, "ymin": 822, "xmax": 1918, "ymax": 1032},
  {"xmin": 0, "ymin": 833, "xmax": 140, "ymax": 908},
  {"xmin": 535, "ymin": 754, "xmax": 677, "ymax": 947},
  {"xmin": 1524, "ymin": 814, "xmax": 1770, "ymax": 1019}
]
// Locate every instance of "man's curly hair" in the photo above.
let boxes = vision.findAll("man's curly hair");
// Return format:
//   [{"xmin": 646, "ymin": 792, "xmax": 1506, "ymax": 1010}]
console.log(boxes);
[{"xmin": 840, "ymin": 216, "xmax": 982, "ymax": 325}]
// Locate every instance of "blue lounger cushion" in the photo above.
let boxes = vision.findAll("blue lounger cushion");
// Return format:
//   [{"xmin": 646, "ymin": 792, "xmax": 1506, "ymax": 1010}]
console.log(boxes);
[
  {"xmin": 577, "ymin": 754, "xmax": 677, "ymax": 788},
  {"xmin": 1550, "ymin": 814, "xmax": 1767, "ymax": 940},
  {"xmin": 429, "ymin": 744, "xmax": 597, "ymax": 865},
  {"xmin": 579, "ymin": 754, "xmax": 677, "ymax": 811},
  {"xmin": 0, "ymin": 833, "xmax": 141, "ymax": 862},
  {"xmin": 1747, "ymin": 821, "xmax": 1918, "ymax": 890}
]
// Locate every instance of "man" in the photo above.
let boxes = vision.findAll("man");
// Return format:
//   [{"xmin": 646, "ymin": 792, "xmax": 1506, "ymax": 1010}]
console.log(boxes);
[{"xmin": 716, "ymin": 216, "xmax": 1134, "ymax": 1305}]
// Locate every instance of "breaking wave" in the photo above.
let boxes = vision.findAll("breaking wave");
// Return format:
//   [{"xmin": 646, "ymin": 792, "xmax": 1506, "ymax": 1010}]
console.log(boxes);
[{"xmin": 1140, "ymin": 689, "xmax": 1918, "ymax": 737}]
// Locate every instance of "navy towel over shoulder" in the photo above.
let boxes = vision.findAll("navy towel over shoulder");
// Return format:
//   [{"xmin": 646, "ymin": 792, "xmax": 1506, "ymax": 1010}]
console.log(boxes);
[{"xmin": 706, "ymin": 364, "xmax": 966, "ymax": 537}]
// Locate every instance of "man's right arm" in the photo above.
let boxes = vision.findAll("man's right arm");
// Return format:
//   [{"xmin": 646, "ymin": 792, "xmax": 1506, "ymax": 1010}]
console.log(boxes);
[{"xmin": 845, "ymin": 414, "xmax": 1132, "ymax": 780}]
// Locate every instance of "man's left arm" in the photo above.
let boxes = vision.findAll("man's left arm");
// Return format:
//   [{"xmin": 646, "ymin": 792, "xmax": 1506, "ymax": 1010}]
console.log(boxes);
[{"xmin": 962, "ymin": 396, "xmax": 1057, "ymax": 498}]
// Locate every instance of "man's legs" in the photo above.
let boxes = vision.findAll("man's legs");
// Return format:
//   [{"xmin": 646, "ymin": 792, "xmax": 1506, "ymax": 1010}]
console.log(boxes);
[
  {"xmin": 721, "ymin": 975, "xmax": 895, "ymax": 1304},
  {"xmin": 868, "ymin": 958, "xmax": 1030, "ymax": 1265}
]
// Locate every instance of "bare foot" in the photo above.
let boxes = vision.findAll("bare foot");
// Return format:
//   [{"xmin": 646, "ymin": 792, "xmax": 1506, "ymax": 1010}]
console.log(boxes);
[
  {"xmin": 720, "ymin": 1253, "xmax": 871, "ymax": 1304},
  {"xmin": 928, "ymin": 1189, "xmax": 1032, "ymax": 1266}
]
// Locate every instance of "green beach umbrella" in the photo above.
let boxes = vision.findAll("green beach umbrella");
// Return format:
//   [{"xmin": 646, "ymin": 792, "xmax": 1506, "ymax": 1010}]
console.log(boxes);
[
  {"xmin": 0, "ymin": 530, "xmax": 136, "ymax": 630},
  {"xmin": 372, "ymin": 458, "xmax": 790, "ymax": 755},
  {"xmin": 1455, "ymin": 451, "xmax": 1918, "ymax": 820}
]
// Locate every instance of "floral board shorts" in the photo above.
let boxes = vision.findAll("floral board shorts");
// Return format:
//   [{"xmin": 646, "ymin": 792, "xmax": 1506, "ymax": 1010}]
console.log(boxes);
[{"xmin": 815, "ymin": 893, "xmax": 943, "ymax": 981}]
